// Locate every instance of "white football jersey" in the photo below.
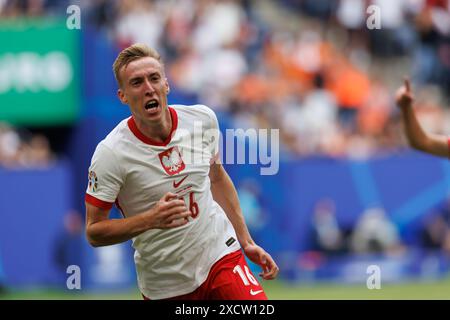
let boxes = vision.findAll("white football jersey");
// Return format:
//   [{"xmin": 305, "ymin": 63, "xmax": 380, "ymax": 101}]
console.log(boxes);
[{"xmin": 85, "ymin": 104, "xmax": 240, "ymax": 299}]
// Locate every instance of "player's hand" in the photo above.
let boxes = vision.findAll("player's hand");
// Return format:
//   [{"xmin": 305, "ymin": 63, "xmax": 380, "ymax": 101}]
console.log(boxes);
[
  {"xmin": 147, "ymin": 192, "xmax": 191, "ymax": 229},
  {"xmin": 396, "ymin": 77, "xmax": 414, "ymax": 109},
  {"xmin": 243, "ymin": 243, "xmax": 279, "ymax": 280}
]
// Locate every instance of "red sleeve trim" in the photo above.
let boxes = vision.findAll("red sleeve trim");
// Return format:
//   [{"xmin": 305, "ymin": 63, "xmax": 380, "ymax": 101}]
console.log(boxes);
[
  {"xmin": 115, "ymin": 199, "xmax": 127, "ymax": 218},
  {"xmin": 85, "ymin": 194, "xmax": 114, "ymax": 210},
  {"xmin": 448, "ymin": 137, "xmax": 450, "ymax": 159}
]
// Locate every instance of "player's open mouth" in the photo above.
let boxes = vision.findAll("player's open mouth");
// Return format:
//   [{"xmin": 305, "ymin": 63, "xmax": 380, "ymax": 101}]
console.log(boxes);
[{"xmin": 145, "ymin": 99, "xmax": 159, "ymax": 110}]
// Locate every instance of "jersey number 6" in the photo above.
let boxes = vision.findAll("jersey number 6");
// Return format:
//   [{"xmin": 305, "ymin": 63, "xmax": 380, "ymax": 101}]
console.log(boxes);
[{"xmin": 189, "ymin": 192, "xmax": 199, "ymax": 219}]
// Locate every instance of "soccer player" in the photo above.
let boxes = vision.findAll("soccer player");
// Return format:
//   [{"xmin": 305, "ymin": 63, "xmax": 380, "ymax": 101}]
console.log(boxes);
[
  {"xmin": 84, "ymin": 43, "xmax": 278, "ymax": 300},
  {"xmin": 396, "ymin": 78, "xmax": 449, "ymax": 158}
]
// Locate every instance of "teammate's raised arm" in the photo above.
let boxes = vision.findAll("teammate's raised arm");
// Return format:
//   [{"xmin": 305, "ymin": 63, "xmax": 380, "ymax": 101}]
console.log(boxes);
[{"xmin": 396, "ymin": 78, "xmax": 449, "ymax": 158}]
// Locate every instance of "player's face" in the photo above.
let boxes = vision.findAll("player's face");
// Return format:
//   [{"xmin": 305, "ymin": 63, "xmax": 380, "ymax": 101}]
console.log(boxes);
[{"xmin": 117, "ymin": 57, "xmax": 170, "ymax": 123}]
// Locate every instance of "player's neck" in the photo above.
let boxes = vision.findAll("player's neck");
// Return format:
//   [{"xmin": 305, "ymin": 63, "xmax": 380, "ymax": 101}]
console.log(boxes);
[{"xmin": 134, "ymin": 108, "xmax": 172, "ymax": 143}]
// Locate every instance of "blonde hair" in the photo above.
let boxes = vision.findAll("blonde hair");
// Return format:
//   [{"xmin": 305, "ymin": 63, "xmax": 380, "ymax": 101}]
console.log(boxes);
[{"xmin": 112, "ymin": 43, "xmax": 164, "ymax": 87}]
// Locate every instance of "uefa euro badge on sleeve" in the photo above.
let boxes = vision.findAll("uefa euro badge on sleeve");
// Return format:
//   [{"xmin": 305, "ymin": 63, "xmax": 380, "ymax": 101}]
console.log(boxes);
[
  {"xmin": 158, "ymin": 146, "xmax": 186, "ymax": 176},
  {"xmin": 88, "ymin": 171, "xmax": 98, "ymax": 192}
]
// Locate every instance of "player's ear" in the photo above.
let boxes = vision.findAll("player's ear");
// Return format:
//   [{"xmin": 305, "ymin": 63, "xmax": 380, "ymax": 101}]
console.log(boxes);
[
  {"xmin": 165, "ymin": 78, "xmax": 170, "ymax": 95},
  {"xmin": 117, "ymin": 88, "xmax": 128, "ymax": 104}
]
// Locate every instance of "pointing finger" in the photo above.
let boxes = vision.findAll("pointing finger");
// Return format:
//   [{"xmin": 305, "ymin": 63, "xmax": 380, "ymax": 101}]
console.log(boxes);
[{"xmin": 404, "ymin": 77, "xmax": 410, "ymax": 92}]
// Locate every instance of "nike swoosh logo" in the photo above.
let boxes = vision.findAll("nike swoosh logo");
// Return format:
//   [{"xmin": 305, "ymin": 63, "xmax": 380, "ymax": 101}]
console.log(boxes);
[
  {"xmin": 250, "ymin": 289, "xmax": 263, "ymax": 296},
  {"xmin": 173, "ymin": 174, "xmax": 189, "ymax": 188}
]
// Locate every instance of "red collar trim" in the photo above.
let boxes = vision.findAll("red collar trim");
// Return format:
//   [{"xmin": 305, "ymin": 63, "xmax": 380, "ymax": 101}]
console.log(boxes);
[{"xmin": 127, "ymin": 107, "xmax": 178, "ymax": 146}]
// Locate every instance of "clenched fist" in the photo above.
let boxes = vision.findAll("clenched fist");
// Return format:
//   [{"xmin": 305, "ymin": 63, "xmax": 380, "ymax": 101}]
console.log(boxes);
[{"xmin": 146, "ymin": 192, "xmax": 191, "ymax": 229}]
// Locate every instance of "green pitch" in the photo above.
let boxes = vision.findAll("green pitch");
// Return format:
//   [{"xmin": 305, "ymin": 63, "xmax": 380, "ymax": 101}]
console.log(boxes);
[
  {"xmin": 2, "ymin": 277, "xmax": 450, "ymax": 300},
  {"xmin": 262, "ymin": 277, "xmax": 450, "ymax": 300}
]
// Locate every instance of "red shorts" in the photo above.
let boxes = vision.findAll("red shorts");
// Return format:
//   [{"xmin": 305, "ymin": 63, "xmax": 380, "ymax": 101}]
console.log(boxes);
[{"xmin": 143, "ymin": 250, "xmax": 268, "ymax": 300}]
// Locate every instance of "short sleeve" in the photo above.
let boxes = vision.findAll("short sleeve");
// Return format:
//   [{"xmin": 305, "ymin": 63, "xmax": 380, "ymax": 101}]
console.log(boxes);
[
  {"xmin": 85, "ymin": 143, "xmax": 124, "ymax": 210},
  {"xmin": 200, "ymin": 105, "xmax": 221, "ymax": 164}
]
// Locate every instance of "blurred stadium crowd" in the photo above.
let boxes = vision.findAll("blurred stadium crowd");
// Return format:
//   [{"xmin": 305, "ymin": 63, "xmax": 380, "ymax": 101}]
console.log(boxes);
[
  {"xmin": 1, "ymin": 0, "xmax": 450, "ymax": 161},
  {"xmin": 308, "ymin": 197, "xmax": 450, "ymax": 257},
  {"xmin": 1, "ymin": 0, "xmax": 450, "ymax": 291},
  {"xmin": 0, "ymin": 124, "xmax": 54, "ymax": 168}
]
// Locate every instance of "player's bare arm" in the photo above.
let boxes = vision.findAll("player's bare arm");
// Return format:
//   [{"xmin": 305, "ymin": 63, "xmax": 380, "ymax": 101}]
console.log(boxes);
[
  {"xmin": 209, "ymin": 162, "xmax": 279, "ymax": 280},
  {"xmin": 85, "ymin": 192, "xmax": 191, "ymax": 247},
  {"xmin": 396, "ymin": 78, "xmax": 449, "ymax": 158}
]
